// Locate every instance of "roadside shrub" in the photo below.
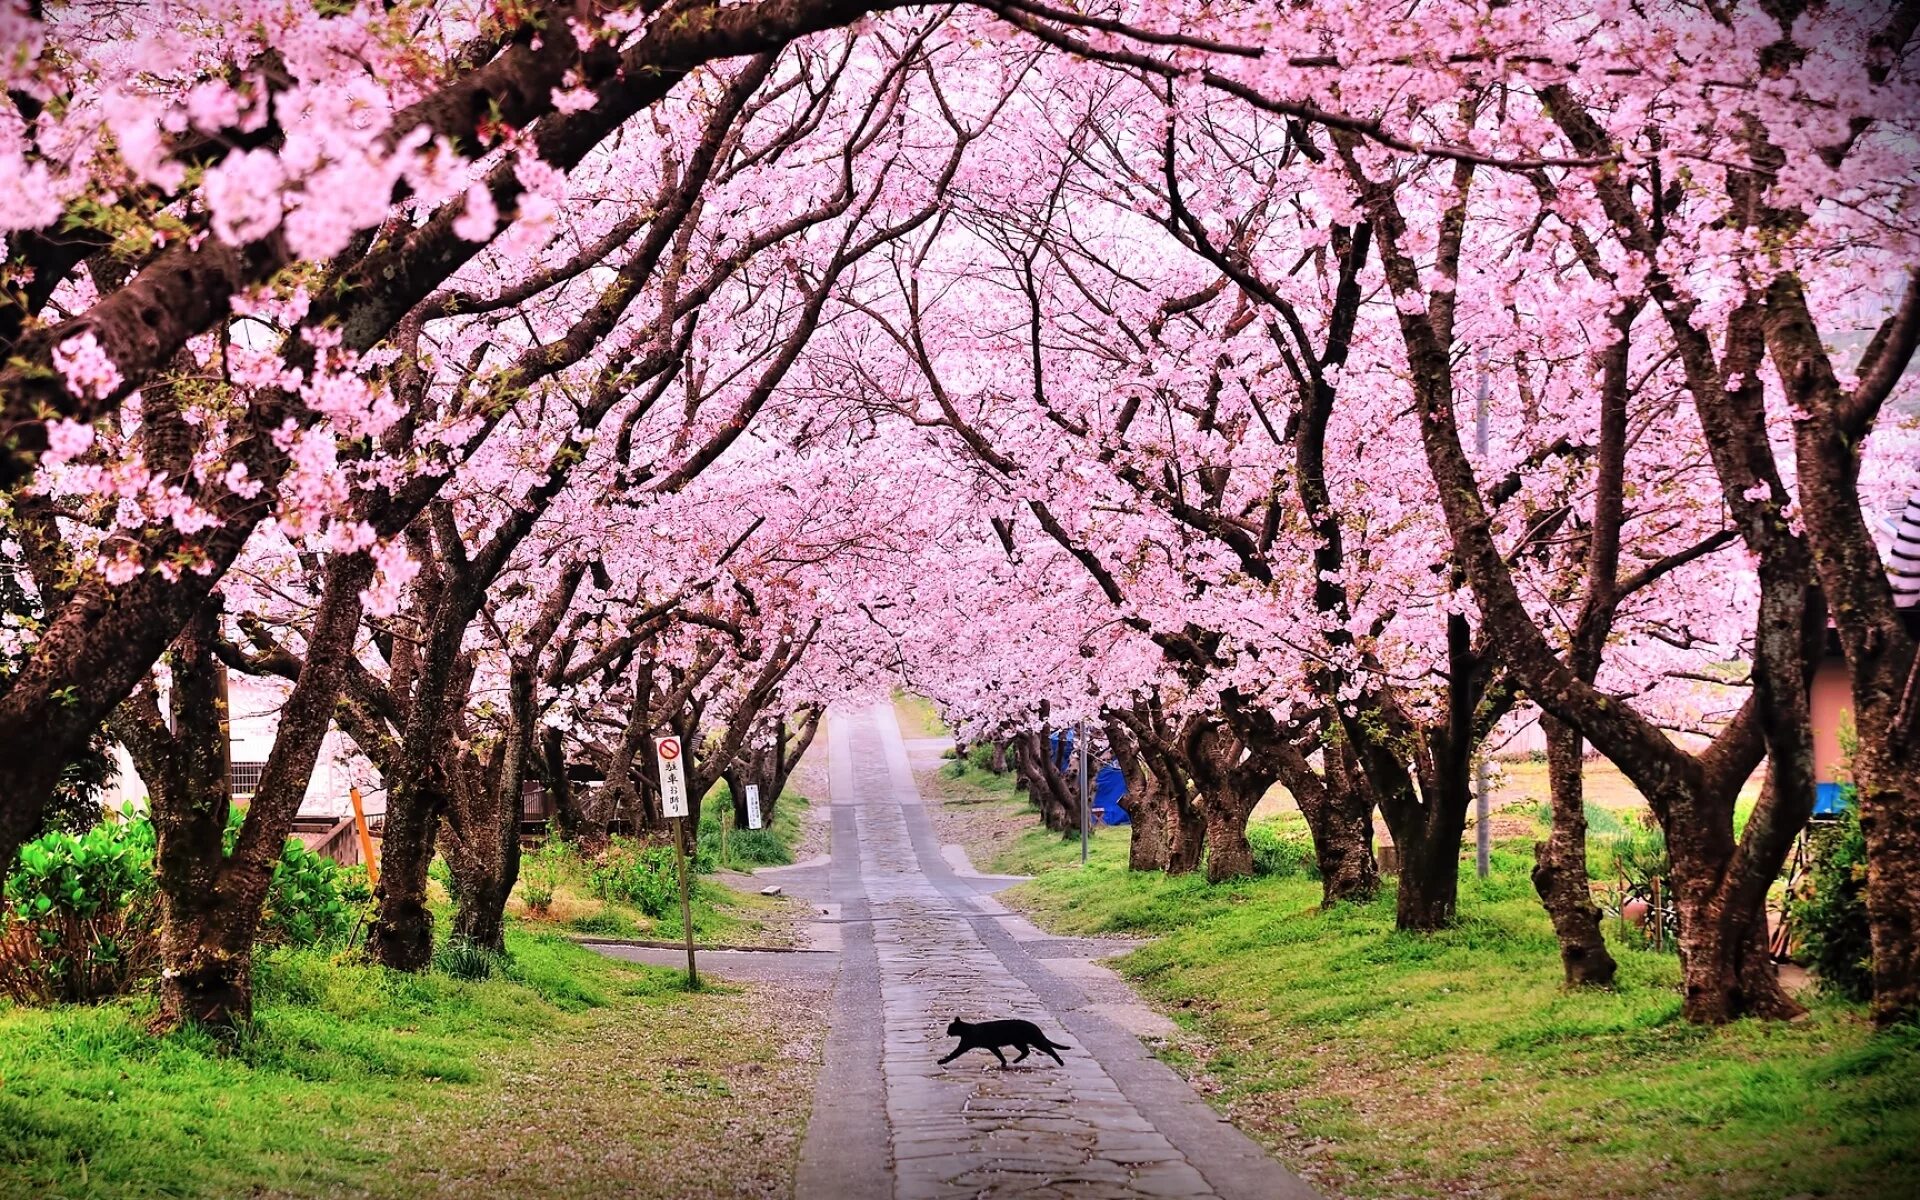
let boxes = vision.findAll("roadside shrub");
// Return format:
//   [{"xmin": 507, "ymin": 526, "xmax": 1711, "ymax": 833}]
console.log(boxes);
[
  {"xmin": 0, "ymin": 816, "xmax": 158, "ymax": 1004},
  {"xmin": 520, "ymin": 840, "xmax": 568, "ymax": 914},
  {"xmin": 1247, "ymin": 820, "xmax": 1319, "ymax": 879},
  {"xmin": 588, "ymin": 839, "xmax": 680, "ymax": 919},
  {"xmin": 1794, "ymin": 793, "xmax": 1872, "ymax": 1001},
  {"xmin": 260, "ymin": 838, "xmax": 360, "ymax": 949},
  {"xmin": 967, "ymin": 744, "xmax": 999, "ymax": 772}
]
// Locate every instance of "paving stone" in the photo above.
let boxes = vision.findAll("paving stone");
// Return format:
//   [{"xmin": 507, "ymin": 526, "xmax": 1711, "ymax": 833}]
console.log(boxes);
[{"xmin": 808, "ymin": 704, "xmax": 1313, "ymax": 1200}]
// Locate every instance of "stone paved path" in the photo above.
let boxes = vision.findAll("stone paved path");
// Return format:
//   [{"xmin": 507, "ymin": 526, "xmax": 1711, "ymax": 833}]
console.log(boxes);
[{"xmin": 793, "ymin": 703, "xmax": 1316, "ymax": 1200}]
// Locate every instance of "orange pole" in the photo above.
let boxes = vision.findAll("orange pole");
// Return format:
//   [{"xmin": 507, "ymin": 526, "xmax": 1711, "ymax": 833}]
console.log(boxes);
[{"xmin": 350, "ymin": 786, "xmax": 380, "ymax": 885}]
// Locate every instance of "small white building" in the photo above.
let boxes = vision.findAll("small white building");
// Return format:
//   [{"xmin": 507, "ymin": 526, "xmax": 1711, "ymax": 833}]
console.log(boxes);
[{"xmin": 108, "ymin": 673, "xmax": 383, "ymax": 821}]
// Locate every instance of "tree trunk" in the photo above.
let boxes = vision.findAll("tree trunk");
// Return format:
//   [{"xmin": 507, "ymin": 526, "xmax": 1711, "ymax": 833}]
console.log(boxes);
[
  {"xmin": 1105, "ymin": 716, "xmax": 1168, "ymax": 871},
  {"xmin": 1278, "ymin": 741, "xmax": 1380, "ymax": 906},
  {"xmin": 1665, "ymin": 767, "xmax": 1807, "ymax": 1024},
  {"xmin": 450, "ymin": 844, "xmax": 518, "ymax": 952},
  {"xmin": 989, "ymin": 741, "xmax": 1010, "ymax": 774},
  {"xmin": 1164, "ymin": 788, "xmax": 1205, "ymax": 875},
  {"xmin": 1674, "ymin": 886, "xmax": 1804, "ymax": 1023},
  {"xmin": 1859, "ymin": 733, "xmax": 1920, "ymax": 1026},
  {"xmin": 1388, "ymin": 787, "xmax": 1468, "ymax": 932},
  {"xmin": 1533, "ymin": 717, "xmax": 1617, "ymax": 986},
  {"xmin": 1122, "ymin": 794, "xmax": 1168, "ymax": 871},
  {"xmin": 140, "ymin": 604, "xmax": 249, "ymax": 1029},
  {"xmin": 1016, "ymin": 729, "xmax": 1080, "ymax": 834},
  {"xmin": 1201, "ymin": 790, "xmax": 1256, "ymax": 883},
  {"xmin": 366, "ymin": 773, "xmax": 445, "ymax": 970}
]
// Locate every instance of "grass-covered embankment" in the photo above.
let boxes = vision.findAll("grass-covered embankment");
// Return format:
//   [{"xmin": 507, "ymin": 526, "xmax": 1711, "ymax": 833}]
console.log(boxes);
[
  {"xmin": 511, "ymin": 786, "xmax": 816, "ymax": 947},
  {"xmin": 927, "ymin": 757, "xmax": 1918, "ymax": 1200},
  {"xmin": 0, "ymin": 925, "xmax": 825, "ymax": 1199}
]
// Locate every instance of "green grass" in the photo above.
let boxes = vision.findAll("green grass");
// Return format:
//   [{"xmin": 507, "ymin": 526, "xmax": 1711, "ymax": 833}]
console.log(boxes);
[
  {"xmin": 892, "ymin": 692, "xmax": 949, "ymax": 739},
  {"xmin": 697, "ymin": 785, "xmax": 809, "ymax": 871},
  {"xmin": 515, "ymin": 790, "xmax": 813, "ymax": 947},
  {"xmin": 0, "ymin": 928, "xmax": 710, "ymax": 1198},
  {"xmin": 986, "ymin": 815, "xmax": 1918, "ymax": 1199}
]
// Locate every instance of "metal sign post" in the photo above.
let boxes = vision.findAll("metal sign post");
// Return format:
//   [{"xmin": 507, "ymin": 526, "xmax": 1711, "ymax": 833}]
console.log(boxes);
[
  {"xmin": 744, "ymin": 784, "xmax": 763, "ymax": 830},
  {"xmin": 655, "ymin": 734, "xmax": 696, "ymax": 987},
  {"xmin": 1077, "ymin": 721, "xmax": 1089, "ymax": 866}
]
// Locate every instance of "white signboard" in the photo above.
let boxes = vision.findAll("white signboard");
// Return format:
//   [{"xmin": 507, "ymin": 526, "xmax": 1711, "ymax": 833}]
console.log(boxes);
[
  {"xmin": 744, "ymin": 784, "xmax": 763, "ymax": 830},
  {"xmin": 654, "ymin": 735, "xmax": 689, "ymax": 819}
]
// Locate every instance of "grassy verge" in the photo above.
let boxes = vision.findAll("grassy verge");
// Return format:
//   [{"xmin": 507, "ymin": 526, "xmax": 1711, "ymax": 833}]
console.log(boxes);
[
  {"xmin": 931, "ymin": 762, "xmax": 1918, "ymax": 1200},
  {"xmin": 892, "ymin": 692, "xmax": 949, "ymax": 739},
  {"xmin": 510, "ymin": 789, "xmax": 815, "ymax": 947},
  {"xmin": 0, "ymin": 925, "xmax": 826, "ymax": 1198}
]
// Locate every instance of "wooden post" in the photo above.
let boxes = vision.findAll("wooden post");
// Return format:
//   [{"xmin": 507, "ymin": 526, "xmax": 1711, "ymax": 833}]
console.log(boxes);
[
  {"xmin": 675, "ymin": 815, "xmax": 697, "ymax": 988},
  {"xmin": 350, "ymin": 785, "xmax": 379, "ymax": 885}
]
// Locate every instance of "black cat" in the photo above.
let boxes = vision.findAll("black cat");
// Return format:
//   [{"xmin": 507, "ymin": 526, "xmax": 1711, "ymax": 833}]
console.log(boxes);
[{"xmin": 938, "ymin": 1017, "xmax": 1070, "ymax": 1068}]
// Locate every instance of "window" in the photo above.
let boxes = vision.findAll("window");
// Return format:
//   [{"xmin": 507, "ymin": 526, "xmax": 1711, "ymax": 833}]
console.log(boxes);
[{"xmin": 229, "ymin": 761, "xmax": 268, "ymax": 797}]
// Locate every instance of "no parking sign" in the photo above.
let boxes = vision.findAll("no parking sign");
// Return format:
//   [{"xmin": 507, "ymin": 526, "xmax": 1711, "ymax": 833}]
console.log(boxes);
[{"xmin": 654, "ymin": 735, "xmax": 690, "ymax": 819}]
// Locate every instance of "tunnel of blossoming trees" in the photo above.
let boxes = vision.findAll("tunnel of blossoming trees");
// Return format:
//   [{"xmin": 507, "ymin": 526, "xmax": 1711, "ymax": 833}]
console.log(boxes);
[{"xmin": 1, "ymin": 0, "xmax": 1918, "ymax": 1192}]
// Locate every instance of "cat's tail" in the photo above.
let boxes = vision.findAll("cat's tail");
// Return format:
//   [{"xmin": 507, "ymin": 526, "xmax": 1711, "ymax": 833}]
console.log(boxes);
[{"xmin": 1042, "ymin": 1037, "xmax": 1071, "ymax": 1051}]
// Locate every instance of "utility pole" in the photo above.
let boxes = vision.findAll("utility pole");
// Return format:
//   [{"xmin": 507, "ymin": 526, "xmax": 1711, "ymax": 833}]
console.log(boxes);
[
  {"xmin": 1077, "ymin": 720, "xmax": 1090, "ymax": 866},
  {"xmin": 1474, "ymin": 348, "xmax": 1492, "ymax": 881}
]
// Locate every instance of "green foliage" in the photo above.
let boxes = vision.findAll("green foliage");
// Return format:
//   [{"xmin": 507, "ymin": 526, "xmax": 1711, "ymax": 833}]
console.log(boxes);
[
  {"xmin": 695, "ymin": 792, "xmax": 794, "ymax": 869},
  {"xmin": 1795, "ymin": 794, "xmax": 1873, "ymax": 1002},
  {"xmin": 721, "ymin": 826, "xmax": 790, "ymax": 867},
  {"xmin": 566, "ymin": 910, "xmax": 642, "ymax": 938},
  {"xmin": 1590, "ymin": 816, "xmax": 1668, "ymax": 886},
  {"xmin": 995, "ymin": 820, "xmax": 1914, "ymax": 1199},
  {"xmin": 966, "ymin": 743, "xmax": 1001, "ymax": 772},
  {"xmin": 0, "ymin": 929, "xmax": 696, "ymax": 1197},
  {"xmin": 520, "ymin": 839, "xmax": 567, "ymax": 914},
  {"xmin": 433, "ymin": 936, "xmax": 502, "ymax": 981},
  {"xmin": 1246, "ymin": 817, "xmax": 1320, "ymax": 879},
  {"xmin": 0, "ymin": 808, "xmax": 365, "ymax": 1005},
  {"xmin": 0, "ymin": 814, "xmax": 157, "ymax": 1003},
  {"xmin": 588, "ymin": 839, "xmax": 681, "ymax": 919},
  {"xmin": 260, "ymin": 836, "xmax": 362, "ymax": 949}
]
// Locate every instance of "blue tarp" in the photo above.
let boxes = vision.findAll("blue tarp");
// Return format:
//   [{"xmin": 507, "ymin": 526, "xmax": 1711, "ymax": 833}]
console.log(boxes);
[
  {"xmin": 1093, "ymin": 764, "xmax": 1129, "ymax": 825},
  {"xmin": 1046, "ymin": 731, "xmax": 1130, "ymax": 825}
]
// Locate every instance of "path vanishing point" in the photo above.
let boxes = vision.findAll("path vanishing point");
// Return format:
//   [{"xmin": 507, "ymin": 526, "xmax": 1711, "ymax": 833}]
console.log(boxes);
[{"xmin": 598, "ymin": 702, "xmax": 1318, "ymax": 1200}]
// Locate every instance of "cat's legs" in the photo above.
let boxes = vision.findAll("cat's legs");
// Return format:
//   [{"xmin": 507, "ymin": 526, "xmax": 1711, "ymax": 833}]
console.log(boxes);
[
  {"xmin": 989, "ymin": 1047, "xmax": 1009, "ymax": 1068},
  {"xmin": 937, "ymin": 1046, "xmax": 966, "ymax": 1064},
  {"xmin": 1012, "ymin": 1045, "xmax": 1031, "ymax": 1063},
  {"xmin": 1041, "ymin": 1043, "xmax": 1064, "ymax": 1065}
]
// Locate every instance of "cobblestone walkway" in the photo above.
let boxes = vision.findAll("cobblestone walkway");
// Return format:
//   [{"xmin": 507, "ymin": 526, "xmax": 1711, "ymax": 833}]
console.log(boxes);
[{"xmin": 796, "ymin": 704, "xmax": 1314, "ymax": 1200}]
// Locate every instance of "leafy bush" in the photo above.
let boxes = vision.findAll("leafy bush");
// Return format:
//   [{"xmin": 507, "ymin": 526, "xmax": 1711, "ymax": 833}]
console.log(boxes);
[
  {"xmin": 1247, "ymin": 819, "xmax": 1319, "ymax": 879},
  {"xmin": 588, "ymin": 839, "xmax": 681, "ymax": 919},
  {"xmin": 0, "ymin": 816, "xmax": 158, "ymax": 1004},
  {"xmin": 1794, "ymin": 793, "xmax": 1872, "ymax": 1001},
  {"xmin": 967, "ymin": 743, "xmax": 1000, "ymax": 772},
  {"xmin": 260, "ymin": 838, "xmax": 361, "ymax": 949}
]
